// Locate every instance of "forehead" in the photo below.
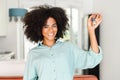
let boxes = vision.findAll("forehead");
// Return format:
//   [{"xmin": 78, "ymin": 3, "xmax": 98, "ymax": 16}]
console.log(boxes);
[{"xmin": 45, "ymin": 17, "xmax": 56, "ymax": 24}]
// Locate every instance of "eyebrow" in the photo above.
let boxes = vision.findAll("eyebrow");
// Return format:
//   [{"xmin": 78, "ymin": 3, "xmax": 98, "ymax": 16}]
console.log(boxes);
[
  {"xmin": 53, "ymin": 23, "xmax": 57, "ymax": 25},
  {"xmin": 45, "ymin": 23, "xmax": 57, "ymax": 26}
]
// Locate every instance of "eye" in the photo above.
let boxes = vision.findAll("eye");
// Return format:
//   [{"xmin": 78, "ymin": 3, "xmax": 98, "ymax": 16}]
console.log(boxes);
[
  {"xmin": 53, "ymin": 24, "xmax": 57, "ymax": 27},
  {"xmin": 43, "ymin": 25, "xmax": 48, "ymax": 28}
]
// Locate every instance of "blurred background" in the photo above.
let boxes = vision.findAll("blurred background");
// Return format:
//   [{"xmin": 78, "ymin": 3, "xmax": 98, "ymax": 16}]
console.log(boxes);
[{"xmin": 0, "ymin": 0, "xmax": 120, "ymax": 80}]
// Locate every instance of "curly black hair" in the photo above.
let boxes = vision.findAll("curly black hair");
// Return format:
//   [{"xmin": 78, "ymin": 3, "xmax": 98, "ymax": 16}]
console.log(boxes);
[{"xmin": 23, "ymin": 5, "xmax": 69, "ymax": 43}]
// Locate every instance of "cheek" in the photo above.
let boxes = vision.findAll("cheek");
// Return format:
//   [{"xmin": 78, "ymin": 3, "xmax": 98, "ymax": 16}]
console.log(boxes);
[
  {"xmin": 54, "ymin": 28, "xmax": 58, "ymax": 33},
  {"xmin": 42, "ymin": 29, "xmax": 47, "ymax": 35},
  {"xmin": 55, "ymin": 29, "xmax": 58, "ymax": 33}
]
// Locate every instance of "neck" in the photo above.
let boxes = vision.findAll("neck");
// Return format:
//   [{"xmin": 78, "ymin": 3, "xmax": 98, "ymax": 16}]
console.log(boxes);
[{"xmin": 43, "ymin": 39, "xmax": 56, "ymax": 47}]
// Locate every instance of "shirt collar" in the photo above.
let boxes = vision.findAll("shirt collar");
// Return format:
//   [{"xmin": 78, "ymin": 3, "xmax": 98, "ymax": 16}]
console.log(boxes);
[{"xmin": 38, "ymin": 39, "xmax": 64, "ymax": 47}]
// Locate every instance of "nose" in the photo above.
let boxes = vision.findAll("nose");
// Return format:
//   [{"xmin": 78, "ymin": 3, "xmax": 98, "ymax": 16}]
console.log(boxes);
[{"xmin": 48, "ymin": 27, "xmax": 53, "ymax": 32}]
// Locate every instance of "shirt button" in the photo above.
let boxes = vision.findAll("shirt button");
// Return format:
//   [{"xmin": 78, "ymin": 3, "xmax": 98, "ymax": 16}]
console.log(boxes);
[
  {"xmin": 52, "ymin": 60, "xmax": 54, "ymax": 62},
  {"xmin": 53, "ymin": 69, "xmax": 56, "ymax": 72},
  {"xmin": 51, "ymin": 54, "xmax": 54, "ymax": 56}
]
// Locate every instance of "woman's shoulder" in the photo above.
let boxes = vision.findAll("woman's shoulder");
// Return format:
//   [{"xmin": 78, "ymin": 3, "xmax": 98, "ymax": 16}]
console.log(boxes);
[
  {"xmin": 28, "ymin": 45, "xmax": 40, "ymax": 54},
  {"xmin": 63, "ymin": 40, "xmax": 72, "ymax": 45},
  {"xmin": 62, "ymin": 40, "xmax": 81, "ymax": 50},
  {"xmin": 58, "ymin": 40, "xmax": 74, "ymax": 47}
]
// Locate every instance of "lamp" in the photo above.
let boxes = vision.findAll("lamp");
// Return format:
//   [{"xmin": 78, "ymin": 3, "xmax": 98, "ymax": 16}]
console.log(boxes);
[
  {"xmin": 9, "ymin": 8, "xmax": 27, "ymax": 22},
  {"xmin": 8, "ymin": 8, "xmax": 27, "ymax": 60}
]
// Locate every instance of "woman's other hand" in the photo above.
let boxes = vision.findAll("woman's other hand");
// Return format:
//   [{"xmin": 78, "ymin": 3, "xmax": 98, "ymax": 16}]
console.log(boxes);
[{"xmin": 87, "ymin": 13, "xmax": 102, "ymax": 32}]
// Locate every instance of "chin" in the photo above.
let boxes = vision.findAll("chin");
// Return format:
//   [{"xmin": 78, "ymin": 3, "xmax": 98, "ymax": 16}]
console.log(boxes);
[{"xmin": 48, "ymin": 38, "xmax": 55, "ymax": 41}]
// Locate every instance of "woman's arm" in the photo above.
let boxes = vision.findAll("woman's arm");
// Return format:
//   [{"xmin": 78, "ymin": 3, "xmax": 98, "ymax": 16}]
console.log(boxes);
[{"xmin": 87, "ymin": 13, "xmax": 102, "ymax": 53}]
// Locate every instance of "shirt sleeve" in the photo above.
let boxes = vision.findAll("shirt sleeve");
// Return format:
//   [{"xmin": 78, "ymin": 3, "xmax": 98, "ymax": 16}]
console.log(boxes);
[
  {"xmin": 71, "ymin": 44, "xmax": 103, "ymax": 69},
  {"xmin": 23, "ymin": 51, "xmax": 38, "ymax": 80}
]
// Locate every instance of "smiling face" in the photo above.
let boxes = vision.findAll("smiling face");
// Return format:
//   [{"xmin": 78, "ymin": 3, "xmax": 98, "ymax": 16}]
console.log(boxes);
[{"xmin": 42, "ymin": 17, "xmax": 58, "ymax": 43}]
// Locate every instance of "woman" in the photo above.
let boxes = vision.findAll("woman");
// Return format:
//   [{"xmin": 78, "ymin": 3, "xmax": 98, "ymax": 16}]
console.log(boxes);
[{"xmin": 23, "ymin": 5, "xmax": 103, "ymax": 80}]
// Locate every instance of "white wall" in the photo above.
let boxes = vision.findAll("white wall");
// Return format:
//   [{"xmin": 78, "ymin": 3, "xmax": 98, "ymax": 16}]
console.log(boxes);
[
  {"xmin": 93, "ymin": 0, "xmax": 120, "ymax": 80},
  {"xmin": 1, "ymin": 0, "xmax": 120, "ymax": 79},
  {"xmin": 0, "ymin": 0, "xmax": 7, "ymax": 36}
]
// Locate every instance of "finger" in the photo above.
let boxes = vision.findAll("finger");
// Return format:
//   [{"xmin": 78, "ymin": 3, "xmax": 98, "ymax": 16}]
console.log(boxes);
[
  {"xmin": 90, "ymin": 14, "xmax": 97, "ymax": 26},
  {"xmin": 96, "ymin": 14, "xmax": 102, "ymax": 20},
  {"xmin": 95, "ymin": 14, "xmax": 102, "ymax": 23}
]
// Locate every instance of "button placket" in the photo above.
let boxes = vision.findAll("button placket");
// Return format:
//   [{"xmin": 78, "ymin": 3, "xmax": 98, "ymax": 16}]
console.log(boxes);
[{"xmin": 49, "ymin": 48, "xmax": 57, "ymax": 80}]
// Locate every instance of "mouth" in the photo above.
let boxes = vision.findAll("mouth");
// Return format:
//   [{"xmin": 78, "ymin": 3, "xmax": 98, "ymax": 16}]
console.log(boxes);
[
  {"xmin": 48, "ymin": 33, "xmax": 54, "ymax": 36},
  {"xmin": 48, "ymin": 33, "xmax": 56, "ymax": 38}
]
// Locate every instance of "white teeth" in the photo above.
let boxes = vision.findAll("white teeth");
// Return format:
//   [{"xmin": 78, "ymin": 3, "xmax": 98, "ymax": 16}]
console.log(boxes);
[{"xmin": 48, "ymin": 33, "xmax": 53, "ymax": 36}]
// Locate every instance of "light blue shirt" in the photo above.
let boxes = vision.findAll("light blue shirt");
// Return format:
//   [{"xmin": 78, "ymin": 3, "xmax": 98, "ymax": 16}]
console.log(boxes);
[{"xmin": 23, "ymin": 40, "xmax": 103, "ymax": 80}]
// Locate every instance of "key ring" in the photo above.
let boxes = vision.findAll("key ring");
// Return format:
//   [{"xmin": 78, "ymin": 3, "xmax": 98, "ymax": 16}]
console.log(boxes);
[{"xmin": 91, "ymin": 18, "xmax": 97, "ymax": 25}]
